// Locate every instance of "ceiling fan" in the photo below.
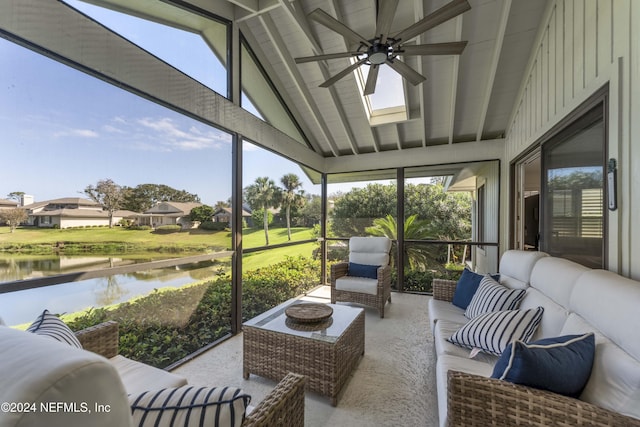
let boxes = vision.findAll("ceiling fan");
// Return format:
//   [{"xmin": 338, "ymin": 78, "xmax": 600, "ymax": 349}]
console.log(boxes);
[{"xmin": 295, "ymin": 0, "xmax": 471, "ymax": 95}]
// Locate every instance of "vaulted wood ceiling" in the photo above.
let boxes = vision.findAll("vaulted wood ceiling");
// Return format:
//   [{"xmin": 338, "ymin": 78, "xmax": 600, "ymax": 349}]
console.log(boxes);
[{"xmin": 216, "ymin": 0, "xmax": 548, "ymax": 161}]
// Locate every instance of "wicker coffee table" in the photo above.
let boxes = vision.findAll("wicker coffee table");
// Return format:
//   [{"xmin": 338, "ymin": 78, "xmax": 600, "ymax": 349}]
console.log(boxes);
[{"xmin": 243, "ymin": 300, "xmax": 365, "ymax": 406}]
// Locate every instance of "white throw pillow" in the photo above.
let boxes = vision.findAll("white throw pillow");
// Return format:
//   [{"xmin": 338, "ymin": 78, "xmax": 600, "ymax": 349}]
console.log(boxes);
[
  {"xmin": 448, "ymin": 307, "xmax": 544, "ymax": 356},
  {"xmin": 26, "ymin": 309, "xmax": 82, "ymax": 348},
  {"xmin": 129, "ymin": 385, "xmax": 250, "ymax": 427},
  {"xmin": 465, "ymin": 275, "xmax": 526, "ymax": 319}
]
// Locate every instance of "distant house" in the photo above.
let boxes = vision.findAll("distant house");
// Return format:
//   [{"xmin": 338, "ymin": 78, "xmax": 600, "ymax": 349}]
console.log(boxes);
[
  {"xmin": 0, "ymin": 198, "xmax": 20, "ymax": 225},
  {"xmin": 138, "ymin": 201, "xmax": 202, "ymax": 229},
  {"xmin": 23, "ymin": 197, "xmax": 137, "ymax": 229},
  {"xmin": 212, "ymin": 207, "xmax": 252, "ymax": 227},
  {"xmin": 0, "ymin": 199, "xmax": 18, "ymax": 210}
]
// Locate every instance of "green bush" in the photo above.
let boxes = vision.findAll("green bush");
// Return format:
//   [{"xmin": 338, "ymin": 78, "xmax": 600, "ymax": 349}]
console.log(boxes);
[
  {"xmin": 154, "ymin": 225, "xmax": 182, "ymax": 233},
  {"xmin": 127, "ymin": 225, "xmax": 152, "ymax": 231},
  {"xmin": 398, "ymin": 268, "xmax": 462, "ymax": 293},
  {"xmin": 199, "ymin": 221, "xmax": 227, "ymax": 231},
  {"xmin": 66, "ymin": 255, "xmax": 320, "ymax": 369}
]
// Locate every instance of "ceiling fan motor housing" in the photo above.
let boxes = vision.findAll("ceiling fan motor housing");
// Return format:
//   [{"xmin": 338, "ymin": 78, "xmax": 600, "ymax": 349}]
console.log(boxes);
[{"xmin": 367, "ymin": 41, "xmax": 391, "ymax": 65}]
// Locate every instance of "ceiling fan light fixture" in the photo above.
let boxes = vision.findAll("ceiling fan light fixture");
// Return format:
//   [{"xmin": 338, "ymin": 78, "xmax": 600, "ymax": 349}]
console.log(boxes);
[{"xmin": 367, "ymin": 43, "xmax": 389, "ymax": 65}]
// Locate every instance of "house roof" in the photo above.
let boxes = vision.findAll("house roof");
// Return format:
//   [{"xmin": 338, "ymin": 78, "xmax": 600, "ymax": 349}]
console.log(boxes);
[
  {"xmin": 23, "ymin": 197, "xmax": 101, "ymax": 210},
  {"xmin": 213, "ymin": 207, "xmax": 252, "ymax": 217},
  {"xmin": 0, "ymin": 199, "xmax": 18, "ymax": 208},
  {"xmin": 143, "ymin": 202, "xmax": 202, "ymax": 215},
  {"xmin": 31, "ymin": 209, "xmax": 138, "ymax": 218}
]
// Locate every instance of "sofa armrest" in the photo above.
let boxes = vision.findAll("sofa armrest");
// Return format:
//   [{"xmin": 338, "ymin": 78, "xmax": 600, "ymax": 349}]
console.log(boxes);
[
  {"xmin": 243, "ymin": 372, "xmax": 305, "ymax": 427},
  {"xmin": 75, "ymin": 320, "xmax": 119, "ymax": 359},
  {"xmin": 447, "ymin": 370, "xmax": 640, "ymax": 427},
  {"xmin": 330, "ymin": 262, "xmax": 349, "ymax": 286},
  {"xmin": 432, "ymin": 279, "xmax": 457, "ymax": 301}
]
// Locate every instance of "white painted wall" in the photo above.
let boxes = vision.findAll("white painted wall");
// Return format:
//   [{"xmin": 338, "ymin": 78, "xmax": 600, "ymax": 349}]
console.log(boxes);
[
  {"xmin": 473, "ymin": 161, "xmax": 500, "ymax": 274},
  {"xmin": 502, "ymin": 0, "xmax": 640, "ymax": 278}
]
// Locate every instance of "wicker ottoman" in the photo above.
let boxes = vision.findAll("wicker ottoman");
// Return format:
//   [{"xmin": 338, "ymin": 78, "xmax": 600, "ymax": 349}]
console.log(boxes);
[{"xmin": 243, "ymin": 301, "xmax": 365, "ymax": 406}]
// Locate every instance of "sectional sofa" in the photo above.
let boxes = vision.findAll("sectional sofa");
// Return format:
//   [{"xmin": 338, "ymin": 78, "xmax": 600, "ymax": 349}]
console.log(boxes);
[
  {"xmin": 0, "ymin": 316, "xmax": 304, "ymax": 427},
  {"xmin": 429, "ymin": 250, "xmax": 640, "ymax": 426}
]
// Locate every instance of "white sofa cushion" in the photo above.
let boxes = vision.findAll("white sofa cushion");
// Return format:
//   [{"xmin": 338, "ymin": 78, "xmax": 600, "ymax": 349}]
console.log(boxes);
[
  {"xmin": 561, "ymin": 313, "xmax": 640, "ymax": 420},
  {"xmin": 519, "ymin": 288, "xmax": 568, "ymax": 341},
  {"xmin": 129, "ymin": 385, "xmax": 249, "ymax": 427},
  {"xmin": 26, "ymin": 309, "xmax": 83, "ymax": 349},
  {"xmin": 0, "ymin": 327, "xmax": 133, "ymax": 427},
  {"xmin": 448, "ymin": 307, "xmax": 544, "ymax": 356},
  {"xmin": 427, "ymin": 299, "xmax": 467, "ymax": 333},
  {"xmin": 529, "ymin": 256, "xmax": 588, "ymax": 308},
  {"xmin": 498, "ymin": 250, "xmax": 548, "ymax": 290},
  {"xmin": 464, "ymin": 276, "xmax": 525, "ymax": 319},
  {"xmin": 335, "ymin": 276, "xmax": 378, "ymax": 295},
  {"xmin": 570, "ymin": 269, "xmax": 640, "ymax": 360},
  {"xmin": 110, "ymin": 355, "xmax": 187, "ymax": 396},
  {"xmin": 348, "ymin": 236, "xmax": 391, "ymax": 266},
  {"xmin": 436, "ymin": 355, "xmax": 495, "ymax": 427}
]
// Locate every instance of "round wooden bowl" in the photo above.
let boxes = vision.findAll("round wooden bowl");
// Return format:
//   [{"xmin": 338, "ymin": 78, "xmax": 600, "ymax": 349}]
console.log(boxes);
[{"xmin": 285, "ymin": 302, "xmax": 333, "ymax": 323}]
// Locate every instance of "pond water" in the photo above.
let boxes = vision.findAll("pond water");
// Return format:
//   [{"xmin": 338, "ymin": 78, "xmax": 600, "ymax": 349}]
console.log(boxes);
[{"xmin": 0, "ymin": 255, "xmax": 222, "ymax": 326}]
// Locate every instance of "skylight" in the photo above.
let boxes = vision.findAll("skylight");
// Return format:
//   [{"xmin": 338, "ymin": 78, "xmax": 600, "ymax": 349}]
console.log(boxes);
[{"xmin": 353, "ymin": 61, "xmax": 408, "ymax": 126}]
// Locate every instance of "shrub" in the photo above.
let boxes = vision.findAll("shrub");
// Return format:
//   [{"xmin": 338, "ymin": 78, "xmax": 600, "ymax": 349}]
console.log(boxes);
[
  {"xmin": 127, "ymin": 225, "xmax": 152, "ymax": 230},
  {"xmin": 66, "ymin": 256, "xmax": 320, "ymax": 368},
  {"xmin": 154, "ymin": 225, "xmax": 182, "ymax": 233},
  {"xmin": 199, "ymin": 221, "xmax": 227, "ymax": 231}
]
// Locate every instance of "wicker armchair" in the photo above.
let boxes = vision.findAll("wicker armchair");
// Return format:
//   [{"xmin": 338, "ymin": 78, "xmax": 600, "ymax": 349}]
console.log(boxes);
[
  {"xmin": 76, "ymin": 321, "xmax": 306, "ymax": 427},
  {"xmin": 330, "ymin": 236, "xmax": 392, "ymax": 318}
]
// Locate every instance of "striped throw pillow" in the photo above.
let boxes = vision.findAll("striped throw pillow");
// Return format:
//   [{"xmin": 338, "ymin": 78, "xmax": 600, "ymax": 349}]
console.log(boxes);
[
  {"xmin": 129, "ymin": 385, "xmax": 250, "ymax": 427},
  {"xmin": 26, "ymin": 309, "xmax": 82, "ymax": 348},
  {"xmin": 447, "ymin": 307, "xmax": 544, "ymax": 356},
  {"xmin": 464, "ymin": 275, "xmax": 526, "ymax": 319}
]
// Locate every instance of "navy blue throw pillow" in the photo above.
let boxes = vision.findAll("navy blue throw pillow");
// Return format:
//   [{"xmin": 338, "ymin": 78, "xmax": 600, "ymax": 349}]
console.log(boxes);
[
  {"xmin": 452, "ymin": 269, "xmax": 499, "ymax": 309},
  {"xmin": 348, "ymin": 262, "xmax": 379, "ymax": 279},
  {"xmin": 491, "ymin": 333, "xmax": 595, "ymax": 398}
]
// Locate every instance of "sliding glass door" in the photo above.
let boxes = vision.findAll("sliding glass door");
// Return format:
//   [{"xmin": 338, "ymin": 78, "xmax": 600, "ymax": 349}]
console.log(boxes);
[{"xmin": 540, "ymin": 103, "xmax": 606, "ymax": 268}]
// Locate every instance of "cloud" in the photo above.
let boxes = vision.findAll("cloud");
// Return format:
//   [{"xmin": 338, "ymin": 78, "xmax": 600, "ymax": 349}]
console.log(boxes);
[
  {"xmin": 135, "ymin": 117, "xmax": 231, "ymax": 151},
  {"xmin": 54, "ymin": 128, "xmax": 99, "ymax": 138}
]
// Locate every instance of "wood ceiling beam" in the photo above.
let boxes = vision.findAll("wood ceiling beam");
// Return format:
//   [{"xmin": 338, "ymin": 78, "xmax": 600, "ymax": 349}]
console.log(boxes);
[
  {"xmin": 447, "ymin": 15, "xmax": 463, "ymax": 144},
  {"xmin": 412, "ymin": 0, "xmax": 428, "ymax": 148},
  {"xmin": 476, "ymin": 0, "xmax": 511, "ymax": 141},
  {"xmin": 234, "ymin": 0, "xmax": 279, "ymax": 22},
  {"xmin": 247, "ymin": 13, "xmax": 342, "ymax": 156}
]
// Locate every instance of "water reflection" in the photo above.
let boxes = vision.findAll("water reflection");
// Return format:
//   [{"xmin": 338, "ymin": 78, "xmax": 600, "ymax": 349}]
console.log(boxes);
[{"xmin": 0, "ymin": 256, "xmax": 229, "ymax": 326}]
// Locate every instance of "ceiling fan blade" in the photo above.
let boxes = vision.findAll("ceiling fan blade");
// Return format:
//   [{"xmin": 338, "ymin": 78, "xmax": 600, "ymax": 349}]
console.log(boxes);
[
  {"xmin": 386, "ymin": 59, "xmax": 426, "ymax": 86},
  {"xmin": 295, "ymin": 52, "xmax": 361, "ymax": 64},
  {"xmin": 391, "ymin": 0, "xmax": 471, "ymax": 44},
  {"xmin": 319, "ymin": 58, "xmax": 368, "ymax": 88},
  {"xmin": 308, "ymin": 8, "xmax": 371, "ymax": 47},
  {"xmin": 375, "ymin": 0, "xmax": 399, "ymax": 44},
  {"xmin": 363, "ymin": 65, "xmax": 380, "ymax": 96},
  {"xmin": 400, "ymin": 41, "xmax": 468, "ymax": 56}
]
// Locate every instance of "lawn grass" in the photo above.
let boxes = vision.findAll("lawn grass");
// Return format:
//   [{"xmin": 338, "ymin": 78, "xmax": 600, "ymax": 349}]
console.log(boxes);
[
  {"xmin": 0, "ymin": 225, "xmax": 314, "ymax": 253},
  {"xmin": 242, "ymin": 241, "xmax": 318, "ymax": 271}
]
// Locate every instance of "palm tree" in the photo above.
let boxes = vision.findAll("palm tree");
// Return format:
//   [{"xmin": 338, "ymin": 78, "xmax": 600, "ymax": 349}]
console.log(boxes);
[
  {"xmin": 365, "ymin": 214, "xmax": 437, "ymax": 270},
  {"xmin": 244, "ymin": 177, "xmax": 281, "ymax": 245},
  {"xmin": 280, "ymin": 173, "xmax": 304, "ymax": 241}
]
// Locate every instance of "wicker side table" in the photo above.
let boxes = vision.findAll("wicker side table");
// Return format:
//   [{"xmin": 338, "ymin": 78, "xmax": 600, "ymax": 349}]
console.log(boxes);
[{"xmin": 243, "ymin": 301, "xmax": 365, "ymax": 406}]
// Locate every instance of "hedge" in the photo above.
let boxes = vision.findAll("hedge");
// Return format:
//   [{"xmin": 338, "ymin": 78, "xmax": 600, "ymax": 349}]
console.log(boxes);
[{"xmin": 66, "ymin": 256, "xmax": 320, "ymax": 368}]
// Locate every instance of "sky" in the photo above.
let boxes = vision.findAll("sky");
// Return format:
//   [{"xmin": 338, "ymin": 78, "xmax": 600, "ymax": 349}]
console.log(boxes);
[{"xmin": 0, "ymin": 0, "xmax": 320, "ymax": 206}]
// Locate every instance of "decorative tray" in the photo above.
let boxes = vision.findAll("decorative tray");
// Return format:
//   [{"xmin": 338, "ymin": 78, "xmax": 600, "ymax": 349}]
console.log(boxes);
[{"xmin": 285, "ymin": 303, "xmax": 333, "ymax": 323}]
